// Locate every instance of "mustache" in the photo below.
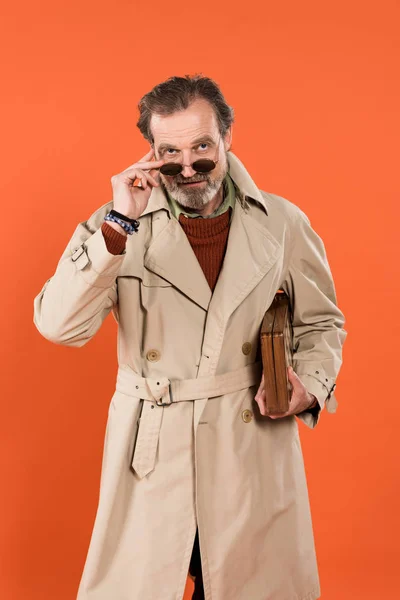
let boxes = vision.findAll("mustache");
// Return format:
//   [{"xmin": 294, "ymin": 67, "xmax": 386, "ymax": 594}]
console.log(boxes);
[{"xmin": 175, "ymin": 176, "xmax": 208, "ymax": 184}]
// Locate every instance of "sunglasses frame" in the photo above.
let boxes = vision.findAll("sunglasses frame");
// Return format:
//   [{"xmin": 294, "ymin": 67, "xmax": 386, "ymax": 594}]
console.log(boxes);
[{"xmin": 157, "ymin": 134, "xmax": 221, "ymax": 177}]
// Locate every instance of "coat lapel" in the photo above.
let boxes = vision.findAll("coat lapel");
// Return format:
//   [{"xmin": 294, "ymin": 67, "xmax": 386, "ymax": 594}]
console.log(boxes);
[
  {"xmin": 207, "ymin": 198, "xmax": 282, "ymax": 326},
  {"xmin": 206, "ymin": 151, "xmax": 282, "ymax": 324},
  {"xmin": 144, "ymin": 210, "xmax": 212, "ymax": 311}
]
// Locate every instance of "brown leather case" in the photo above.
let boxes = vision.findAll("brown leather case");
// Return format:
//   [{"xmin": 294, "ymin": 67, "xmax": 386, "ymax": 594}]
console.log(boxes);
[{"xmin": 260, "ymin": 290, "xmax": 294, "ymax": 414}]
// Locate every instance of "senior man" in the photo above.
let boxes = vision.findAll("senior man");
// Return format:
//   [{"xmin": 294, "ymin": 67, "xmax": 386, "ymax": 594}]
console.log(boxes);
[{"xmin": 33, "ymin": 75, "xmax": 347, "ymax": 600}]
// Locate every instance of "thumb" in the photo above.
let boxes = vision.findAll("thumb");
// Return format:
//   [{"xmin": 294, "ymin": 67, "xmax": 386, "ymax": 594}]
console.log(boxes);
[{"xmin": 287, "ymin": 365, "xmax": 300, "ymax": 387}]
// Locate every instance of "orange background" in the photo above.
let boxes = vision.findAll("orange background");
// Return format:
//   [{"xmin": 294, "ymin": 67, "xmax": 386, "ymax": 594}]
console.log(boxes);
[{"xmin": 1, "ymin": 1, "xmax": 399, "ymax": 598}]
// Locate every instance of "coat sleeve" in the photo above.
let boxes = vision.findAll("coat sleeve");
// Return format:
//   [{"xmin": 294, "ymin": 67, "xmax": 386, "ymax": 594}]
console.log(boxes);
[
  {"xmin": 33, "ymin": 213, "xmax": 126, "ymax": 347},
  {"xmin": 282, "ymin": 208, "xmax": 348, "ymax": 429}
]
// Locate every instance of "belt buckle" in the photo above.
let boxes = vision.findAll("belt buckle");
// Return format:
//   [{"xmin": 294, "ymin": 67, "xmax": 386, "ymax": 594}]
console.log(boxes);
[{"xmin": 155, "ymin": 382, "xmax": 173, "ymax": 406}]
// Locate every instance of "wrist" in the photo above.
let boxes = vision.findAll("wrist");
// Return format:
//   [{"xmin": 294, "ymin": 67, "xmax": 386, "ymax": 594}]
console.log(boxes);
[
  {"xmin": 105, "ymin": 211, "xmax": 140, "ymax": 235},
  {"xmin": 112, "ymin": 207, "xmax": 141, "ymax": 221}
]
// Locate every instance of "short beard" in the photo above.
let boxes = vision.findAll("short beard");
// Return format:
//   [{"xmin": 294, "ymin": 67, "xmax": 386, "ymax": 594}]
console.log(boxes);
[{"xmin": 160, "ymin": 160, "xmax": 228, "ymax": 211}]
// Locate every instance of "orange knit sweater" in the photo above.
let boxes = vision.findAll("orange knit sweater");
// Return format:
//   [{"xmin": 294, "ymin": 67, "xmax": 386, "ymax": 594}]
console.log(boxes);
[{"xmin": 178, "ymin": 209, "xmax": 231, "ymax": 291}]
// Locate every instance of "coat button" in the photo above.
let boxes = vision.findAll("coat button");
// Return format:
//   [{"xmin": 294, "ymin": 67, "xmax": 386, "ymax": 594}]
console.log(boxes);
[
  {"xmin": 242, "ymin": 342, "xmax": 252, "ymax": 355},
  {"xmin": 242, "ymin": 409, "xmax": 253, "ymax": 423},
  {"xmin": 146, "ymin": 349, "xmax": 161, "ymax": 362}
]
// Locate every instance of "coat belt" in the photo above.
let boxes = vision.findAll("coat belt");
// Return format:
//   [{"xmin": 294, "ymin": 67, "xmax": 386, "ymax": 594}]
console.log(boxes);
[{"xmin": 115, "ymin": 361, "xmax": 262, "ymax": 479}]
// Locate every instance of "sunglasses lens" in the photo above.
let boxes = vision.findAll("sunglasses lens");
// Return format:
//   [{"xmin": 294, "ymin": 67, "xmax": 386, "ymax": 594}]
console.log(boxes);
[
  {"xmin": 160, "ymin": 163, "xmax": 183, "ymax": 176},
  {"xmin": 192, "ymin": 159, "xmax": 216, "ymax": 173}
]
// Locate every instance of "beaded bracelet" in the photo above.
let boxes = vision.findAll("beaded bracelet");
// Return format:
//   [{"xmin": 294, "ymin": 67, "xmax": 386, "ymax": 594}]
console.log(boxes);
[{"xmin": 104, "ymin": 213, "xmax": 139, "ymax": 235}]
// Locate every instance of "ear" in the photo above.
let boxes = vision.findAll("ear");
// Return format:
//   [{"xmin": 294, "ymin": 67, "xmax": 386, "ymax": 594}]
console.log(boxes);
[{"xmin": 224, "ymin": 126, "xmax": 233, "ymax": 151}]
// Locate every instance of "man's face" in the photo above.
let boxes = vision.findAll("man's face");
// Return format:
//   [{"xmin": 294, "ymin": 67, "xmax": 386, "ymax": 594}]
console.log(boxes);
[{"xmin": 150, "ymin": 98, "xmax": 231, "ymax": 210}]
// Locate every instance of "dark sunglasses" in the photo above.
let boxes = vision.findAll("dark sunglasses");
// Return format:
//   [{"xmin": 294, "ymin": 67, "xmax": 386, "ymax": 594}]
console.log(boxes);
[{"xmin": 157, "ymin": 136, "xmax": 220, "ymax": 176}]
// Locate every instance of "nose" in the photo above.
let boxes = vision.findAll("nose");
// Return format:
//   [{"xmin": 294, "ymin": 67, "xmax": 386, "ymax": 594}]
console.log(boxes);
[
  {"xmin": 181, "ymin": 164, "xmax": 196, "ymax": 178},
  {"xmin": 179, "ymin": 149, "xmax": 196, "ymax": 178}
]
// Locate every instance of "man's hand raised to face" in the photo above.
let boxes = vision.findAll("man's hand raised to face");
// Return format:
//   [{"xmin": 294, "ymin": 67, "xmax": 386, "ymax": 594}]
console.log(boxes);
[
  {"xmin": 110, "ymin": 147, "xmax": 165, "ymax": 221},
  {"xmin": 254, "ymin": 366, "xmax": 318, "ymax": 418}
]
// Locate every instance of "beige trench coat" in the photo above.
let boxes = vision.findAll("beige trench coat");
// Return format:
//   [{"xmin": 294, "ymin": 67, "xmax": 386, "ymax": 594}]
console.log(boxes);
[{"xmin": 33, "ymin": 152, "xmax": 347, "ymax": 600}]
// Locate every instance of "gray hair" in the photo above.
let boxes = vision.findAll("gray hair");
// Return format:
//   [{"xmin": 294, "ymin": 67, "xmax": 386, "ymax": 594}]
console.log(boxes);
[{"xmin": 136, "ymin": 74, "xmax": 234, "ymax": 143}]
